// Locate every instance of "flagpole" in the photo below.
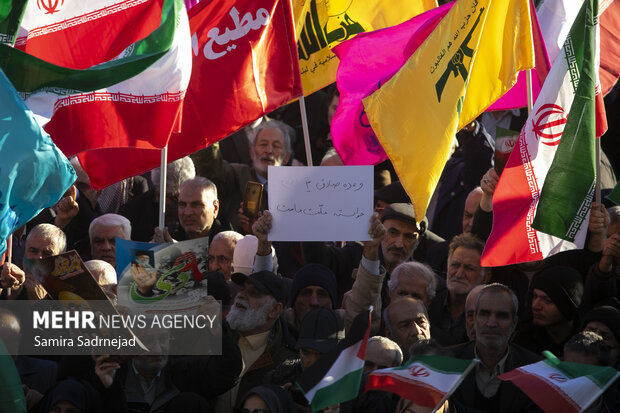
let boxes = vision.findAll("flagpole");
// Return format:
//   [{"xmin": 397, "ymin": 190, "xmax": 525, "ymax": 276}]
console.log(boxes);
[
  {"xmin": 430, "ymin": 359, "xmax": 479, "ymax": 413},
  {"xmin": 5, "ymin": 235, "xmax": 12, "ymax": 297},
  {"xmin": 526, "ymin": 69, "xmax": 533, "ymax": 115},
  {"xmin": 299, "ymin": 95, "xmax": 313, "ymax": 166},
  {"xmin": 595, "ymin": 137, "xmax": 601, "ymax": 204},
  {"xmin": 158, "ymin": 146, "xmax": 168, "ymax": 230}
]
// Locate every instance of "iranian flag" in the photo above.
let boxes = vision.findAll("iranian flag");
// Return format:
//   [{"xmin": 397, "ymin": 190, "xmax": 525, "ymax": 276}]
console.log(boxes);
[
  {"xmin": 365, "ymin": 355, "xmax": 477, "ymax": 409},
  {"xmin": 500, "ymin": 352, "xmax": 620, "ymax": 413},
  {"xmin": 0, "ymin": 0, "xmax": 191, "ymax": 187},
  {"xmin": 296, "ymin": 310, "xmax": 370, "ymax": 412},
  {"xmin": 481, "ymin": 0, "xmax": 607, "ymax": 267}
]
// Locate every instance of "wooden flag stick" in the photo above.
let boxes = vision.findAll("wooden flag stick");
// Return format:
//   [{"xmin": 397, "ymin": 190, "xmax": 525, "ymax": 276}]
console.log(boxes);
[
  {"xmin": 299, "ymin": 95, "xmax": 313, "ymax": 166},
  {"xmin": 158, "ymin": 146, "xmax": 168, "ymax": 230}
]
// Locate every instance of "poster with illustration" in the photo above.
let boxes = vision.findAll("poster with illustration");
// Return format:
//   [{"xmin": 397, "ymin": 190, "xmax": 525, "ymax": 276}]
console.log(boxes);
[
  {"xmin": 25, "ymin": 250, "xmax": 109, "ymax": 301},
  {"xmin": 116, "ymin": 237, "xmax": 213, "ymax": 312}
]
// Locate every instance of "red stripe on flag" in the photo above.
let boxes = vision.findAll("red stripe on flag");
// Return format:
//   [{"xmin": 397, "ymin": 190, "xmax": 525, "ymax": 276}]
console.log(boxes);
[
  {"xmin": 18, "ymin": 0, "xmax": 164, "ymax": 69},
  {"xmin": 356, "ymin": 311, "xmax": 372, "ymax": 359},
  {"xmin": 46, "ymin": 97, "xmax": 183, "ymax": 156},
  {"xmin": 500, "ymin": 369, "xmax": 580, "ymax": 413},
  {"xmin": 365, "ymin": 372, "xmax": 445, "ymax": 408}
]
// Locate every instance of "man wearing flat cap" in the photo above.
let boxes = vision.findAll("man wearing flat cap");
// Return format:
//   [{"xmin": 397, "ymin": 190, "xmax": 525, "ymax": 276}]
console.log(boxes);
[
  {"xmin": 514, "ymin": 265, "xmax": 584, "ymax": 358},
  {"xmin": 301, "ymin": 202, "xmax": 423, "ymax": 302},
  {"xmin": 213, "ymin": 270, "xmax": 296, "ymax": 412}
]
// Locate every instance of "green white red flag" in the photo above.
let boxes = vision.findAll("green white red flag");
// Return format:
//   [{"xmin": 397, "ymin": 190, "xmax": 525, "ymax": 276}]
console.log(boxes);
[
  {"xmin": 365, "ymin": 355, "xmax": 477, "ymax": 409},
  {"xmin": 481, "ymin": 0, "xmax": 607, "ymax": 266},
  {"xmin": 296, "ymin": 310, "xmax": 370, "ymax": 412},
  {"xmin": 500, "ymin": 352, "xmax": 620, "ymax": 413},
  {"xmin": 0, "ymin": 0, "xmax": 191, "ymax": 187}
]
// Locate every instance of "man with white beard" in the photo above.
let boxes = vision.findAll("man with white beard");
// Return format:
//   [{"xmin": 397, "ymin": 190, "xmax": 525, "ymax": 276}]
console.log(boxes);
[{"xmin": 213, "ymin": 270, "xmax": 296, "ymax": 412}]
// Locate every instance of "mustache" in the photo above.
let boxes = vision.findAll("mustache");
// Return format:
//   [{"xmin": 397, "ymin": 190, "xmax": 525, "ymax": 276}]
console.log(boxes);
[{"xmin": 234, "ymin": 298, "xmax": 249, "ymax": 309}]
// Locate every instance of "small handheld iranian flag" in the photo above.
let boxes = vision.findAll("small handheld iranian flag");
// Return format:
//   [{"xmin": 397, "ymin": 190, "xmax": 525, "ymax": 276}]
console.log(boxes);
[
  {"xmin": 499, "ymin": 352, "xmax": 620, "ymax": 413},
  {"xmin": 296, "ymin": 310, "xmax": 370, "ymax": 412},
  {"xmin": 482, "ymin": 0, "xmax": 607, "ymax": 267},
  {"xmin": 365, "ymin": 355, "xmax": 478, "ymax": 410}
]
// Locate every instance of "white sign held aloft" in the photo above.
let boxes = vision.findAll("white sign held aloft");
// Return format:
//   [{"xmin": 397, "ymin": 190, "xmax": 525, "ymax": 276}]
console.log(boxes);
[{"xmin": 268, "ymin": 166, "xmax": 373, "ymax": 242}]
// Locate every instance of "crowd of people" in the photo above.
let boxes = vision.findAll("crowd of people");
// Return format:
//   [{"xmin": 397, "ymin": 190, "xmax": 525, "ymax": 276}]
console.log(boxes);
[{"xmin": 0, "ymin": 84, "xmax": 619, "ymax": 413}]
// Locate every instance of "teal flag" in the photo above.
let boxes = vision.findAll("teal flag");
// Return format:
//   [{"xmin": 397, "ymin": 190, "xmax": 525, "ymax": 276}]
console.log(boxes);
[
  {"xmin": 0, "ymin": 68, "xmax": 75, "ymax": 255},
  {"xmin": 0, "ymin": 340, "xmax": 26, "ymax": 413}
]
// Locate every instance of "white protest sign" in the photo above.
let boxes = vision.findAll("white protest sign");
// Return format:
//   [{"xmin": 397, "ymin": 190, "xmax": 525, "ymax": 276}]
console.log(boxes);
[{"xmin": 268, "ymin": 166, "xmax": 373, "ymax": 241}]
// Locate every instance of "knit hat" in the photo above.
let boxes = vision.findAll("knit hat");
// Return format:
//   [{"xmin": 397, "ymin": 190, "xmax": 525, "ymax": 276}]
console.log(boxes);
[
  {"xmin": 582, "ymin": 306, "xmax": 620, "ymax": 342},
  {"xmin": 289, "ymin": 263, "xmax": 337, "ymax": 307},
  {"xmin": 531, "ymin": 266, "xmax": 584, "ymax": 321},
  {"xmin": 296, "ymin": 308, "xmax": 345, "ymax": 353}
]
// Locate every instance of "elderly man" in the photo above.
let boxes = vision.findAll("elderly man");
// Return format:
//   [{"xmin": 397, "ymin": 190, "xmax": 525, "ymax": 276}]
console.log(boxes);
[
  {"xmin": 384, "ymin": 297, "xmax": 431, "ymax": 361},
  {"xmin": 428, "ymin": 233, "xmax": 488, "ymax": 345},
  {"xmin": 364, "ymin": 336, "xmax": 403, "ymax": 375},
  {"xmin": 465, "ymin": 284, "xmax": 486, "ymax": 341},
  {"xmin": 448, "ymin": 283, "xmax": 542, "ymax": 413},
  {"xmin": 208, "ymin": 231, "xmax": 243, "ymax": 280},
  {"xmin": 85, "ymin": 259, "xmax": 117, "ymax": 301},
  {"xmin": 120, "ymin": 157, "xmax": 195, "ymax": 241},
  {"xmin": 387, "ymin": 261, "xmax": 438, "ymax": 307},
  {"xmin": 1, "ymin": 223, "xmax": 66, "ymax": 300},
  {"xmin": 302, "ymin": 202, "xmax": 423, "ymax": 302},
  {"xmin": 514, "ymin": 266, "xmax": 584, "ymax": 358},
  {"xmin": 213, "ymin": 270, "xmax": 295, "ymax": 411},
  {"xmin": 232, "ymin": 119, "xmax": 292, "ymax": 232},
  {"xmin": 154, "ymin": 177, "xmax": 223, "ymax": 243},
  {"xmin": 89, "ymin": 214, "xmax": 131, "ymax": 268}
]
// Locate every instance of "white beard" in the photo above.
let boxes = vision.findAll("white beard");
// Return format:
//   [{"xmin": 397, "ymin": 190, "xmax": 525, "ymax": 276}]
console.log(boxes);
[{"xmin": 226, "ymin": 297, "xmax": 271, "ymax": 332}]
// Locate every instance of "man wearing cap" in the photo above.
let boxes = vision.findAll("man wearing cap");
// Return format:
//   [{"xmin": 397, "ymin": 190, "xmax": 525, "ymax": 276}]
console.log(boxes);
[
  {"xmin": 265, "ymin": 308, "xmax": 345, "ymax": 387},
  {"xmin": 514, "ymin": 266, "xmax": 584, "ymax": 358},
  {"xmin": 301, "ymin": 202, "xmax": 423, "ymax": 305},
  {"xmin": 582, "ymin": 305, "xmax": 620, "ymax": 367},
  {"xmin": 213, "ymin": 270, "xmax": 296, "ymax": 412}
]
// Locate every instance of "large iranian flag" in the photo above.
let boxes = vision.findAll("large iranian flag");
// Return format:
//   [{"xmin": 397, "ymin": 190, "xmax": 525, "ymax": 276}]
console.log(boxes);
[
  {"xmin": 0, "ymin": 0, "xmax": 191, "ymax": 187},
  {"xmin": 500, "ymin": 352, "xmax": 620, "ymax": 413},
  {"xmin": 481, "ymin": 0, "xmax": 606, "ymax": 267},
  {"xmin": 365, "ymin": 355, "xmax": 477, "ymax": 409}
]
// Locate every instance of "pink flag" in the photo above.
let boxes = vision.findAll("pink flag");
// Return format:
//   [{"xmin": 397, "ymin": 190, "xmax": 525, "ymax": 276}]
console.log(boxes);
[
  {"xmin": 331, "ymin": 0, "xmax": 549, "ymax": 166},
  {"xmin": 331, "ymin": 3, "xmax": 451, "ymax": 166}
]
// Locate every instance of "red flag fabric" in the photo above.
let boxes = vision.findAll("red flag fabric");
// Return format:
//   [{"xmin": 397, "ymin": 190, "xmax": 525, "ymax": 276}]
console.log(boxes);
[
  {"xmin": 82, "ymin": 0, "xmax": 302, "ymax": 188},
  {"xmin": 600, "ymin": 0, "xmax": 620, "ymax": 95}
]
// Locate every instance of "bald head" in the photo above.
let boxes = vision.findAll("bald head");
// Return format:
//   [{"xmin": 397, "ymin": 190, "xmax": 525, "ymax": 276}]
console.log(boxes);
[{"xmin": 463, "ymin": 187, "xmax": 483, "ymax": 233}]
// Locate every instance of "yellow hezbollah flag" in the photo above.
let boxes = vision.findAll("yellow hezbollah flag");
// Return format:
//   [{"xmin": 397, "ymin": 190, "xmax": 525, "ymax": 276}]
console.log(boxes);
[
  {"xmin": 296, "ymin": 0, "xmax": 437, "ymax": 95},
  {"xmin": 362, "ymin": 0, "xmax": 533, "ymax": 222}
]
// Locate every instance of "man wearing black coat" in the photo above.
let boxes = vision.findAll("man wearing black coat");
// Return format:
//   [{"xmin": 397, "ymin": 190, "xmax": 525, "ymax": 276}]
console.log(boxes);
[{"xmin": 446, "ymin": 283, "xmax": 542, "ymax": 413}]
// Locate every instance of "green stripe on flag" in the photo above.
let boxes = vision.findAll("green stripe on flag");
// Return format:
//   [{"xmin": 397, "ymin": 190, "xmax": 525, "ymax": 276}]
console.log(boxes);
[
  {"xmin": 544, "ymin": 352, "xmax": 619, "ymax": 388},
  {"xmin": 0, "ymin": 0, "xmax": 181, "ymax": 93},
  {"xmin": 608, "ymin": 182, "xmax": 620, "ymax": 205},
  {"xmin": 0, "ymin": 1, "xmax": 27, "ymax": 45},
  {"xmin": 392, "ymin": 354, "xmax": 474, "ymax": 375},
  {"xmin": 532, "ymin": 0, "xmax": 597, "ymax": 242},
  {"xmin": 307, "ymin": 368, "xmax": 363, "ymax": 412}
]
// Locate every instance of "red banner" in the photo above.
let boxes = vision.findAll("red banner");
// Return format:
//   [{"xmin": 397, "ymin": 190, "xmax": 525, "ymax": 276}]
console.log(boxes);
[{"xmin": 82, "ymin": 0, "xmax": 302, "ymax": 188}]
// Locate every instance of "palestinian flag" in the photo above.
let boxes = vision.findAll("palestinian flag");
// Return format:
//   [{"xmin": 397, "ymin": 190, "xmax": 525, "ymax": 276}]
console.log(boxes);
[
  {"xmin": 482, "ymin": 0, "xmax": 607, "ymax": 266},
  {"xmin": 0, "ymin": 0, "xmax": 191, "ymax": 188},
  {"xmin": 365, "ymin": 355, "xmax": 477, "ymax": 409},
  {"xmin": 296, "ymin": 310, "xmax": 370, "ymax": 412},
  {"xmin": 500, "ymin": 352, "xmax": 620, "ymax": 413}
]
